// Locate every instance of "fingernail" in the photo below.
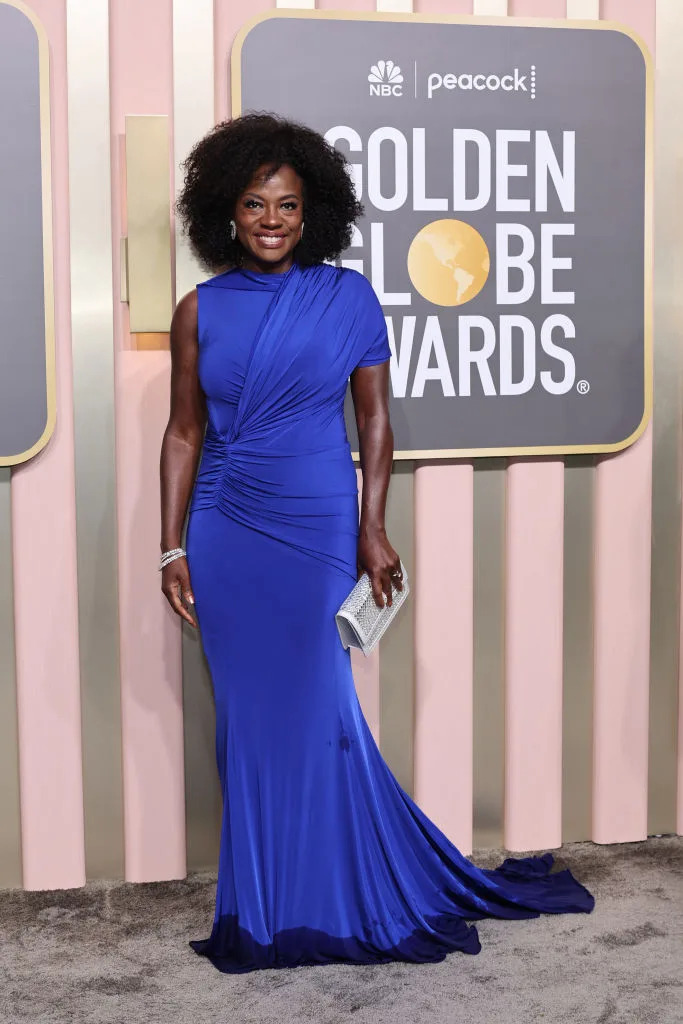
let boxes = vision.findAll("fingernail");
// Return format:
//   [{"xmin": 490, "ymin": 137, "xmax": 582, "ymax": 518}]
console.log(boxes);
[{"xmin": 188, "ymin": 595, "xmax": 195, "ymax": 604}]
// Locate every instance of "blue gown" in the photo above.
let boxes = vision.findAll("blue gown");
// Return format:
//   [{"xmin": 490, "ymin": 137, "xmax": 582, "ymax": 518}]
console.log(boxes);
[{"xmin": 185, "ymin": 261, "xmax": 594, "ymax": 973}]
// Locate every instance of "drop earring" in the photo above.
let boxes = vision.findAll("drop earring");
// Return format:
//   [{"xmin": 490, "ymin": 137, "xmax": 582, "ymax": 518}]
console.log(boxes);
[
  {"xmin": 229, "ymin": 219, "xmax": 236, "ymax": 241},
  {"xmin": 300, "ymin": 221, "xmax": 304, "ymax": 240}
]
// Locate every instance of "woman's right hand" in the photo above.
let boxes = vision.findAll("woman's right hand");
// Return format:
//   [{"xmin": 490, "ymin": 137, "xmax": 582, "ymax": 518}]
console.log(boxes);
[{"xmin": 161, "ymin": 557, "xmax": 198, "ymax": 628}]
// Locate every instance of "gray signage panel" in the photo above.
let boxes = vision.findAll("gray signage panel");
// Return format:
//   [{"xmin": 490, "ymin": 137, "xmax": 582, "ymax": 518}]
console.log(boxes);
[
  {"xmin": 0, "ymin": 3, "xmax": 54, "ymax": 465},
  {"xmin": 235, "ymin": 13, "xmax": 651, "ymax": 457}
]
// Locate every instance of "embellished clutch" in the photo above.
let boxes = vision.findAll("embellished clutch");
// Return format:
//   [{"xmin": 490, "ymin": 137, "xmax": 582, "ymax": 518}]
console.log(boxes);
[{"xmin": 335, "ymin": 561, "xmax": 409, "ymax": 655}]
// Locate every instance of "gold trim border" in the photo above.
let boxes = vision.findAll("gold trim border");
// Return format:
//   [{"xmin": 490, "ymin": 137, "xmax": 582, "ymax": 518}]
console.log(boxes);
[
  {"xmin": 231, "ymin": 10, "xmax": 654, "ymax": 460},
  {"xmin": 0, "ymin": 0, "xmax": 56, "ymax": 467}
]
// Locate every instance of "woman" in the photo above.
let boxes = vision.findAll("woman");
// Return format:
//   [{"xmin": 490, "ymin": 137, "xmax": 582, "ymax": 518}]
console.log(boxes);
[{"xmin": 160, "ymin": 112, "xmax": 594, "ymax": 974}]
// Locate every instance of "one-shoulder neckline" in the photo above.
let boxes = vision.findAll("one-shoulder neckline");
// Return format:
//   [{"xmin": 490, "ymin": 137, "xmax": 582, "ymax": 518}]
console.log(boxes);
[
  {"xmin": 237, "ymin": 266, "xmax": 290, "ymax": 282},
  {"xmin": 199, "ymin": 262, "xmax": 338, "ymax": 291}
]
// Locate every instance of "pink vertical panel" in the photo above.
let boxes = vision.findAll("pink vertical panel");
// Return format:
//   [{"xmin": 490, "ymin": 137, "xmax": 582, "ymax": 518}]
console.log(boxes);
[
  {"xmin": 414, "ymin": 463, "xmax": 475, "ymax": 854},
  {"xmin": 593, "ymin": 430, "xmax": 652, "ymax": 842},
  {"xmin": 591, "ymin": 0, "xmax": 654, "ymax": 845},
  {"xmin": 601, "ymin": 0, "xmax": 655, "ymax": 46},
  {"xmin": 216, "ymin": 0, "xmax": 273, "ymax": 122},
  {"xmin": 110, "ymin": 0, "xmax": 186, "ymax": 881},
  {"xmin": 12, "ymin": 0, "xmax": 86, "ymax": 890},
  {"xmin": 504, "ymin": 461, "xmax": 564, "ymax": 851},
  {"xmin": 115, "ymin": 354, "xmax": 185, "ymax": 880}
]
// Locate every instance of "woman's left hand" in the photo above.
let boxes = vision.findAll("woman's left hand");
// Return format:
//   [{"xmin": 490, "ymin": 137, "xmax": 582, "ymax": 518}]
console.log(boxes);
[{"xmin": 357, "ymin": 526, "xmax": 403, "ymax": 608}]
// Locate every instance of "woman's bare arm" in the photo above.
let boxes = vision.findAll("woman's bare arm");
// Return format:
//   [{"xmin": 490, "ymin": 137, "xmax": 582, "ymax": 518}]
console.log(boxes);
[
  {"xmin": 349, "ymin": 361, "xmax": 402, "ymax": 608},
  {"xmin": 159, "ymin": 289, "xmax": 206, "ymax": 626}
]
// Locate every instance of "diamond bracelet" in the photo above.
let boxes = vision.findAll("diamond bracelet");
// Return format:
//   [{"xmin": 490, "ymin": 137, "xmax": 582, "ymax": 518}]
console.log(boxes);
[{"xmin": 159, "ymin": 547, "xmax": 186, "ymax": 571}]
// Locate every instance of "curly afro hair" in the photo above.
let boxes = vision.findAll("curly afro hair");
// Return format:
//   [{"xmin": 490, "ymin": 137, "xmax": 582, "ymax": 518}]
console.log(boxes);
[{"xmin": 176, "ymin": 112, "xmax": 364, "ymax": 273}]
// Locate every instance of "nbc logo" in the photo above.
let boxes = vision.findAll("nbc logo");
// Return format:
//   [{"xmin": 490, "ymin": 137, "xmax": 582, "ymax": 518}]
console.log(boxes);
[{"xmin": 368, "ymin": 60, "xmax": 403, "ymax": 97}]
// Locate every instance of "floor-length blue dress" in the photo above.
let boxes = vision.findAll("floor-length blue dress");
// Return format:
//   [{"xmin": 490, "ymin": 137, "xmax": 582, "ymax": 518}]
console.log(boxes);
[{"xmin": 185, "ymin": 260, "xmax": 594, "ymax": 973}]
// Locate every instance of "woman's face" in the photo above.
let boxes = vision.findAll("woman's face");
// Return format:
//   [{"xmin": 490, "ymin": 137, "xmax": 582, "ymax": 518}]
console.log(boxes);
[{"xmin": 233, "ymin": 162, "xmax": 304, "ymax": 272}]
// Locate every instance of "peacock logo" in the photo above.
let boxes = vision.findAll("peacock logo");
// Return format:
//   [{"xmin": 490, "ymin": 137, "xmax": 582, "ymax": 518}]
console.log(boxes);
[{"xmin": 368, "ymin": 60, "xmax": 404, "ymax": 97}]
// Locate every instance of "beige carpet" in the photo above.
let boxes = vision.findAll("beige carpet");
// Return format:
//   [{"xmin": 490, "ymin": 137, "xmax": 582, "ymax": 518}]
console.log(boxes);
[{"xmin": 1, "ymin": 837, "xmax": 681, "ymax": 1024}]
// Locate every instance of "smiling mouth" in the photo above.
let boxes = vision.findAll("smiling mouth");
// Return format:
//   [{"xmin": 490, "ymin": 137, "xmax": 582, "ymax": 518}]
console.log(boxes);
[{"xmin": 254, "ymin": 234, "xmax": 286, "ymax": 247}]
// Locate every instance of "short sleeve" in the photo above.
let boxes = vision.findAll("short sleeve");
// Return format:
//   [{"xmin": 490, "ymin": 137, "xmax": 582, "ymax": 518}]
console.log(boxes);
[{"xmin": 352, "ymin": 273, "xmax": 392, "ymax": 368}]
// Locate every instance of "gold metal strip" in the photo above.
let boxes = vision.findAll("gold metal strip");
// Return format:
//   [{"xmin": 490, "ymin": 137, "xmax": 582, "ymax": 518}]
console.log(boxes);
[
  {"xmin": 0, "ymin": 470, "xmax": 22, "ymax": 887},
  {"xmin": 66, "ymin": 0, "xmax": 124, "ymax": 880},
  {"xmin": 648, "ymin": 0, "xmax": 682, "ymax": 836},
  {"xmin": 472, "ymin": 459, "xmax": 506, "ymax": 850},
  {"xmin": 562, "ymin": 455, "xmax": 594, "ymax": 842}
]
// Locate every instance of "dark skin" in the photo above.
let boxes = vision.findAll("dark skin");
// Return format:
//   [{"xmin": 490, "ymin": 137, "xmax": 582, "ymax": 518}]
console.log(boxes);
[{"xmin": 160, "ymin": 163, "xmax": 402, "ymax": 627}]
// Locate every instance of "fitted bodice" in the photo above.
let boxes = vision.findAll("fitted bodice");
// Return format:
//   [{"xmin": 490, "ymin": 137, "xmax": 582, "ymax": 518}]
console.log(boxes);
[
  {"xmin": 187, "ymin": 261, "xmax": 392, "ymax": 566},
  {"xmin": 197, "ymin": 266, "xmax": 287, "ymax": 438}
]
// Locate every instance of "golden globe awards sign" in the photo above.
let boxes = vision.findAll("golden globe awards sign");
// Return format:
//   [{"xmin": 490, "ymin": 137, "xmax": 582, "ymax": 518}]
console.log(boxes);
[{"xmin": 233, "ymin": 13, "xmax": 652, "ymax": 458}]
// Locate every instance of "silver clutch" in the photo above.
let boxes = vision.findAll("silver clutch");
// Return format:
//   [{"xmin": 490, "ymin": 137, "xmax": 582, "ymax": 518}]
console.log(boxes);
[{"xmin": 335, "ymin": 561, "xmax": 409, "ymax": 655}]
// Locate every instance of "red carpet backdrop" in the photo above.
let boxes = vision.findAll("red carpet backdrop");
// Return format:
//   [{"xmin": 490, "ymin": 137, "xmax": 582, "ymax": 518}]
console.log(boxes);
[{"xmin": 0, "ymin": 0, "xmax": 680, "ymax": 893}]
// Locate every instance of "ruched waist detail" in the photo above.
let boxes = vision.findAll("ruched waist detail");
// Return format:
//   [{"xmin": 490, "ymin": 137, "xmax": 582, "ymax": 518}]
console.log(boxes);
[{"xmin": 189, "ymin": 427, "xmax": 360, "ymax": 578}]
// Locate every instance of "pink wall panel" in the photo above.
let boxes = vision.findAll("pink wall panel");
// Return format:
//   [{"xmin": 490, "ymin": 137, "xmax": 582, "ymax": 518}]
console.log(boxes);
[
  {"xmin": 504, "ymin": 461, "xmax": 564, "ymax": 851},
  {"xmin": 115, "ymin": 353, "xmax": 185, "ymax": 880},
  {"xmin": 12, "ymin": 0, "xmax": 85, "ymax": 890},
  {"xmin": 593, "ymin": 429, "xmax": 653, "ymax": 843},
  {"xmin": 601, "ymin": 0, "xmax": 655, "ymax": 46},
  {"xmin": 109, "ymin": 0, "xmax": 186, "ymax": 882},
  {"xmin": 216, "ymin": 0, "xmax": 273, "ymax": 122},
  {"xmin": 414, "ymin": 463, "xmax": 475, "ymax": 854}
]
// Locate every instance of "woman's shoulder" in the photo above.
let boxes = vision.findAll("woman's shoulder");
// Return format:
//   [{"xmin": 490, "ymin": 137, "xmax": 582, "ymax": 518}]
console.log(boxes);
[
  {"xmin": 306, "ymin": 262, "xmax": 376, "ymax": 297},
  {"xmin": 333, "ymin": 266, "xmax": 382, "ymax": 309},
  {"xmin": 197, "ymin": 267, "xmax": 240, "ymax": 290}
]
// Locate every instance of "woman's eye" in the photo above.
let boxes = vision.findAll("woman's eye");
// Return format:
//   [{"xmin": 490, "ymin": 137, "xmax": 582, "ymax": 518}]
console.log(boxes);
[{"xmin": 244, "ymin": 199, "xmax": 298, "ymax": 210}]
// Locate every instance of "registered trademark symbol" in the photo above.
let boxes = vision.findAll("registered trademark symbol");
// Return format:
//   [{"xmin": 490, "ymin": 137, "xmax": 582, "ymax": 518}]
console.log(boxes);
[{"xmin": 577, "ymin": 380, "xmax": 590, "ymax": 395}]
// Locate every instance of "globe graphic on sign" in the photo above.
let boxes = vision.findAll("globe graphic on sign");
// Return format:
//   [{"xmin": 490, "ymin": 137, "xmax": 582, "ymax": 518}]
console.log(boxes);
[{"xmin": 407, "ymin": 219, "xmax": 490, "ymax": 306}]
